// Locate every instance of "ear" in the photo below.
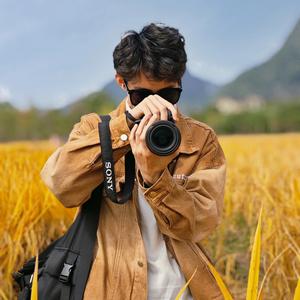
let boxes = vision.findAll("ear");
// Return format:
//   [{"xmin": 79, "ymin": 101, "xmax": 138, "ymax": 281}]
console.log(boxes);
[{"xmin": 115, "ymin": 73, "xmax": 126, "ymax": 91}]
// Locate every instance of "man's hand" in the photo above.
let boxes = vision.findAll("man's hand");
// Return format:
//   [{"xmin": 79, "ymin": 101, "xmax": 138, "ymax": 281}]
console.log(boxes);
[
  {"xmin": 127, "ymin": 94, "xmax": 179, "ymax": 122},
  {"xmin": 128, "ymin": 95, "xmax": 180, "ymax": 186}
]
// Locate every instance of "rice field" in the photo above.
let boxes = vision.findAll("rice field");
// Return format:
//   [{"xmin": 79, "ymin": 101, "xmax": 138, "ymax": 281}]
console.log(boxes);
[{"xmin": 0, "ymin": 133, "xmax": 300, "ymax": 299}]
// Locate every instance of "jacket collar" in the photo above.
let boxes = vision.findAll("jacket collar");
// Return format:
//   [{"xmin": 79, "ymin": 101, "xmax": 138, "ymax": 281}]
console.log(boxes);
[{"xmin": 110, "ymin": 96, "xmax": 197, "ymax": 155}]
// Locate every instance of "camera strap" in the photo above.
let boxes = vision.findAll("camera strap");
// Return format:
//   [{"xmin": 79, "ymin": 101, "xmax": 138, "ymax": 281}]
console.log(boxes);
[{"xmin": 98, "ymin": 114, "xmax": 135, "ymax": 204}]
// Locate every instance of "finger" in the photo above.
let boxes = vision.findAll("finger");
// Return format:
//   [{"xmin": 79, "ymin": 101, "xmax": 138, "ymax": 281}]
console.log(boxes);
[
  {"xmin": 174, "ymin": 103, "xmax": 179, "ymax": 121},
  {"xmin": 152, "ymin": 94, "xmax": 178, "ymax": 121},
  {"xmin": 129, "ymin": 97, "xmax": 152, "ymax": 120},
  {"xmin": 135, "ymin": 114, "xmax": 151, "ymax": 139},
  {"xmin": 137, "ymin": 97, "xmax": 152, "ymax": 117},
  {"xmin": 144, "ymin": 96, "xmax": 162, "ymax": 119},
  {"xmin": 140, "ymin": 113, "xmax": 159, "ymax": 141},
  {"xmin": 141, "ymin": 106, "xmax": 152, "ymax": 118},
  {"xmin": 129, "ymin": 123, "xmax": 138, "ymax": 148},
  {"xmin": 148, "ymin": 95, "xmax": 168, "ymax": 121}
]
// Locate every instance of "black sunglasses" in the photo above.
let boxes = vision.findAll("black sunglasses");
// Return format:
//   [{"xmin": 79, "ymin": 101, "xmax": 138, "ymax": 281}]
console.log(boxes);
[{"xmin": 123, "ymin": 79, "xmax": 182, "ymax": 106}]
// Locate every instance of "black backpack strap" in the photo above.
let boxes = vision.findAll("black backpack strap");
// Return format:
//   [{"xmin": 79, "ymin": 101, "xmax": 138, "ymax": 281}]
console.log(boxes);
[
  {"xmin": 98, "ymin": 114, "xmax": 135, "ymax": 204},
  {"xmin": 59, "ymin": 252, "xmax": 78, "ymax": 300},
  {"xmin": 70, "ymin": 183, "xmax": 102, "ymax": 299}
]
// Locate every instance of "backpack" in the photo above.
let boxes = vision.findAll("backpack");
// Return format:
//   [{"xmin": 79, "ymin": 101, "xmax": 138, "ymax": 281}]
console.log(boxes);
[{"xmin": 12, "ymin": 114, "xmax": 135, "ymax": 300}]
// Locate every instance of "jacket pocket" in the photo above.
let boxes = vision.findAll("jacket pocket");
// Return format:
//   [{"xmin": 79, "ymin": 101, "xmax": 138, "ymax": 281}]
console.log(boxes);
[{"xmin": 173, "ymin": 174, "xmax": 188, "ymax": 188}]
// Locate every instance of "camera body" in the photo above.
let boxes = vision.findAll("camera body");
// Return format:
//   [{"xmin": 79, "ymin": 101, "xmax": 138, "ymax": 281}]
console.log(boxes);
[{"xmin": 134, "ymin": 110, "xmax": 181, "ymax": 156}]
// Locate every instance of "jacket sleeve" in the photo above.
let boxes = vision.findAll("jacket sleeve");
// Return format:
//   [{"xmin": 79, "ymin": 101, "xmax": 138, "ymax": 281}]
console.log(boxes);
[
  {"xmin": 136, "ymin": 129, "xmax": 227, "ymax": 243},
  {"xmin": 40, "ymin": 112, "xmax": 132, "ymax": 208}
]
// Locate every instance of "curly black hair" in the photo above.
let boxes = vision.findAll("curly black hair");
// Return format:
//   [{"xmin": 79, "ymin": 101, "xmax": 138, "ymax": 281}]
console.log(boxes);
[{"xmin": 113, "ymin": 22, "xmax": 187, "ymax": 83}]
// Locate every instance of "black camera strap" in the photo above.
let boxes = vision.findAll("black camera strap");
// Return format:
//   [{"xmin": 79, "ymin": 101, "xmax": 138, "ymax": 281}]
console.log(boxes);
[{"xmin": 98, "ymin": 114, "xmax": 135, "ymax": 204}]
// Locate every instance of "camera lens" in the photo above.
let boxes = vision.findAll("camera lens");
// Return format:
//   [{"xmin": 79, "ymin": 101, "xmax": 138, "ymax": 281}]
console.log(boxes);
[
  {"xmin": 146, "ymin": 121, "xmax": 181, "ymax": 156},
  {"xmin": 152, "ymin": 125, "xmax": 173, "ymax": 148}
]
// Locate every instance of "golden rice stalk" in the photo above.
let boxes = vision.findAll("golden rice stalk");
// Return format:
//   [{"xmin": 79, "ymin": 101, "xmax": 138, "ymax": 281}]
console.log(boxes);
[
  {"xmin": 175, "ymin": 266, "xmax": 198, "ymax": 300},
  {"xmin": 205, "ymin": 255, "xmax": 234, "ymax": 299},
  {"xmin": 294, "ymin": 279, "xmax": 300, "ymax": 300},
  {"xmin": 257, "ymin": 245, "xmax": 290, "ymax": 299},
  {"xmin": 0, "ymin": 289, "xmax": 9, "ymax": 300},
  {"xmin": 30, "ymin": 252, "xmax": 39, "ymax": 300},
  {"xmin": 246, "ymin": 205, "xmax": 263, "ymax": 300}
]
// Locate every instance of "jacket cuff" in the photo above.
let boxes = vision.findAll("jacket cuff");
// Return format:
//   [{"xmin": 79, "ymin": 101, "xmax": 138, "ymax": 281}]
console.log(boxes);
[{"xmin": 136, "ymin": 167, "xmax": 175, "ymax": 205}]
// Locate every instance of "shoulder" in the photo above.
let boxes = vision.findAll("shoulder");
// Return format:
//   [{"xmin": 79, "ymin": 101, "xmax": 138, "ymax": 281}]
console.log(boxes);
[
  {"xmin": 78, "ymin": 108, "xmax": 120, "ymax": 128},
  {"xmin": 67, "ymin": 113, "xmax": 101, "ymax": 141},
  {"xmin": 70, "ymin": 109, "xmax": 122, "ymax": 139},
  {"xmin": 181, "ymin": 114, "xmax": 226, "ymax": 167},
  {"xmin": 78, "ymin": 112, "xmax": 101, "ymax": 128},
  {"xmin": 182, "ymin": 114, "xmax": 220, "ymax": 145}
]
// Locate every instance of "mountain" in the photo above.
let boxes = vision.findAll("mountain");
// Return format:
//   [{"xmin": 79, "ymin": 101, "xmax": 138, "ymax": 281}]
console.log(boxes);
[
  {"xmin": 102, "ymin": 69, "xmax": 220, "ymax": 114},
  {"xmin": 179, "ymin": 70, "xmax": 220, "ymax": 113},
  {"xmin": 0, "ymin": 101, "xmax": 17, "ymax": 112},
  {"xmin": 0, "ymin": 91, "xmax": 118, "ymax": 142},
  {"xmin": 216, "ymin": 18, "xmax": 300, "ymax": 101},
  {"xmin": 61, "ymin": 90, "xmax": 116, "ymax": 116}
]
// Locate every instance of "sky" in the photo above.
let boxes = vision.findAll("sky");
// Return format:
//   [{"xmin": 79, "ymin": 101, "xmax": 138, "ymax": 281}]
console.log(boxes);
[{"xmin": 0, "ymin": 0, "xmax": 300, "ymax": 110}]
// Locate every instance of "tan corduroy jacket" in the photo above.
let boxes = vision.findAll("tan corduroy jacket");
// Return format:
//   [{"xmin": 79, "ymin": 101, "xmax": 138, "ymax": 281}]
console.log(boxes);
[{"xmin": 40, "ymin": 96, "xmax": 227, "ymax": 300}]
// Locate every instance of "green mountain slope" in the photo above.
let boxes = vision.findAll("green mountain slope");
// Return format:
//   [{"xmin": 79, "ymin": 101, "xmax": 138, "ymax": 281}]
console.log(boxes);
[
  {"xmin": 0, "ymin": 92, "xmax": 115, "ymax": 142},
  {"xmin": 216, "ymin": 19, "xmax": 300, "ymax": 101}
]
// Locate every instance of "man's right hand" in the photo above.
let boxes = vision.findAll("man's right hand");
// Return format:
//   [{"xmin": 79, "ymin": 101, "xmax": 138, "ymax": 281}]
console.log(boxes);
[{"xmin": 127, "ymin": 94, "xmax": 179, "ymax": 123}]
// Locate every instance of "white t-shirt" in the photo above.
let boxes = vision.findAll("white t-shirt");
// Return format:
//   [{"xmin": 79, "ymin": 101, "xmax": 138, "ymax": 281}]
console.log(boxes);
[
  {"xmin": 137, "ymin": 186, "xmax": 194, "ymax": 300},
  {"xmin": 126, "ymin": 98, "xmax": 194, "ymax": 300}
]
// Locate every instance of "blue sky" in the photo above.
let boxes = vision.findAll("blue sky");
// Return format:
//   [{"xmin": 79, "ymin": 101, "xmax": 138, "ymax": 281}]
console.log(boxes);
[{"xmin": 0, "ymin": 0, "xmax": 300, "ymax": 110}]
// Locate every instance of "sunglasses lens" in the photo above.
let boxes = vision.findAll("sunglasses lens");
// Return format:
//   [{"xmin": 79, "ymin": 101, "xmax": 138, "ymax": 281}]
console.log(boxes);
[
  {"xmin": 126, "ymin": 82, "xmax": 182, "ymax": 105},
  {"xmin": 157, "ymin": 89, "xmax": 181, "ymax": 104},
  {"xmin": 130, "ymin": 90, "xmax": 151, "ymax": 105}
]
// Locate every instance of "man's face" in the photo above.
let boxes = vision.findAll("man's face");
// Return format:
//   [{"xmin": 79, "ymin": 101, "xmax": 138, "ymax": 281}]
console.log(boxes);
[{"xmin": 122, "ymin": 72, "xmax": 181, "ymax": 108}]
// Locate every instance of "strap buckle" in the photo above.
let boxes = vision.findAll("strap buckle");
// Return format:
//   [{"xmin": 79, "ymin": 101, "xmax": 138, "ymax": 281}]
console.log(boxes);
[{"xmin": 59, "ymin": 263, "xmax": 74, "ymax": 284}]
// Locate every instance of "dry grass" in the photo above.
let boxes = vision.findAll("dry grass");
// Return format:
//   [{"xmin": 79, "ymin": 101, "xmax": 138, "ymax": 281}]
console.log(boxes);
[
  {"xmin": 0, "ymin": 133, "xmax": 300, "ymax": 299},
  {"xmin": 202, "ymin": 133, "xmax": 300, "ymax": 299},
  {"xmin": 0, "ymin": 141, "xmax": 76, "ymax": 299}
]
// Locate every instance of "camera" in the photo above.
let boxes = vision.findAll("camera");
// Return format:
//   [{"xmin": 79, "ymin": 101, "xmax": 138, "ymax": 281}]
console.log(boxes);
[{"xmin": 133, "ymin": 109, "xmax": 181, "ymax": 156}]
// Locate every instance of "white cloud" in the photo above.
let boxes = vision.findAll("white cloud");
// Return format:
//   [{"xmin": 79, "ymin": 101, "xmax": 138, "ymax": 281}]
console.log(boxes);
[{"xmin": 0, "ymin": 86, "xmax": 12, "ymax": 102}]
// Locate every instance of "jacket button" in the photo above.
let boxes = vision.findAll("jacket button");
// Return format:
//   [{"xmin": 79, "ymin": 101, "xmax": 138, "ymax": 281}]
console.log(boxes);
[
  {"xmin": 120, "ymin": 134, "xmax": 128, "ymax": 141},
  {"xmin": 137, "ymin": 261, "xmax": 144, "ymax": 267}
]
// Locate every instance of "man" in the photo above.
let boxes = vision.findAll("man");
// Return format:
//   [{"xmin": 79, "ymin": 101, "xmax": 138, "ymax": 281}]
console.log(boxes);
[{"xmin": 40, "ymin": 22, "xmax": 226, "ymax": 299}]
